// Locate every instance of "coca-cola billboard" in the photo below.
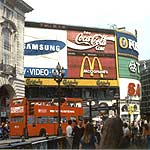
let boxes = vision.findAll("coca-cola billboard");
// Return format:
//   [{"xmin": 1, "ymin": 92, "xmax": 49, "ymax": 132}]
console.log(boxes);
[{"xmin": 67, "ymin": 30, "xmax": 117, "ymax": 79}]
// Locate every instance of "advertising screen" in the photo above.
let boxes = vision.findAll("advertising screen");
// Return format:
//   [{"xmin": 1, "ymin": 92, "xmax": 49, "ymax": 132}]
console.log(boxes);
[
  {"xmin": 116, "ymin": 31, "xmax": 139, "ymax": 57},
  {"xmin": 67, "ymin": 30, "xmax": 117, "ymax": 79},
  {"xmin": 118, "ymin": 56, "xmax": 140, "ymax": 80},
  {"xmin": 24, "ymin": 27, "xmax": 67, "ymax": 78},
  {"xmin": 119, "ymin": 78, "xmax": 141, "ymax": 100}
]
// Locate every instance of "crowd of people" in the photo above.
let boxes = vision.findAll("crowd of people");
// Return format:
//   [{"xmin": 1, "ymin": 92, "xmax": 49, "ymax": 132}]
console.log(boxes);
[
  {"xmin": 1, "ymin": 113, "xmax": 150, "ymax": 149},
  {"xmin": 65, "ymin": 119, "xmax": 100, "ymax": 149},
  {"xmin": 65, "ymin": 110, "xmax": 150, "ymax": 149}
]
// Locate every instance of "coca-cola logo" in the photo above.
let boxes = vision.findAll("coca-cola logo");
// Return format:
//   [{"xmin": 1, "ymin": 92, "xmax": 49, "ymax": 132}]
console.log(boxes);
[{"xmin": 75, "ymin": 31, "xmax": 107, "ymax": 51}]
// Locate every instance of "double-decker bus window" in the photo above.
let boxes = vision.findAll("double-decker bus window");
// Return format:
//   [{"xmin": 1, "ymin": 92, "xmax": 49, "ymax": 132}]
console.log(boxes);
[
  {"xmin": 53, "ymin": 116, "xmax": 58, "ymax": 123},
  {"xmin": 11, "ymin": 116, "xmax": 23, "ymax": 123},
  {"xmin": 37, "ymin": 116, "xmax": 49, "ymax": 124},
  {"xmin": 28, "ymin": 116, "xmax": 35, "ymax": 124},
  {"xmin": 13, "ymin": 100, "xmax": 23, "ymax": 105},
  {"xmin": 70, "ymin": 116, "xmax": 76, "ymax": 121},
  {"xmin": 78, "ymin": 116, "xmax": 83, "ymax": 121},
  {"xmin": 49, "ymin": 116, "xmax": 58, "ymax": 123},
  {"xmin": 61, "ymin": 116, "xmax": 67, "ymax": 123},
  {"xmin": 76, "ymin": 102, "xmax": 82, "ymax": 107}
]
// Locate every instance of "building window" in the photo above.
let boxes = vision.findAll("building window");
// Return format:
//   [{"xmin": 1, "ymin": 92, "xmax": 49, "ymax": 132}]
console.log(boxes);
[
  {"xmin": 3, "ymin": 6, "xmax": 13, "ymax": 20},
  {"xmin": 2, "ymin": 28, "xmax": 11, "ymax": 64}
]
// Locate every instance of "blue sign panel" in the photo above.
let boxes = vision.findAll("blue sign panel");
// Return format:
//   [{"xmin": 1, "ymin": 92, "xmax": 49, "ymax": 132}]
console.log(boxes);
[
  {"xmin": 24, "ymin": 67, "xmax": 67, "ymax": 78},
  {"xmin": 24, "ymin": 40, "xmax": 66, "ymax": 55},
  {"xmin": 116, "ymin": 32, "xmax": 139, "ymax": 57}
]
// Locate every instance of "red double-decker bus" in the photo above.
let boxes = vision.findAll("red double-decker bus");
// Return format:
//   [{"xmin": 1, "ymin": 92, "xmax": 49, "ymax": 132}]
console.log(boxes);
[{"xmin": 9, "ymin": 97, "xmax": 83, "ymax": 137}]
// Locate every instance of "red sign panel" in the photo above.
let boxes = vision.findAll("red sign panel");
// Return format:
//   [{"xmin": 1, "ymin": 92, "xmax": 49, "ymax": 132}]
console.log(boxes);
[{"xmin": 67, "ymin": 30, "xmax": 117, "ymax": 79}]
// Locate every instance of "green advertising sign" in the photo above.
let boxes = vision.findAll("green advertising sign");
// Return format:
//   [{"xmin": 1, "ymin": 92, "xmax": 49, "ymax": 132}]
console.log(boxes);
[{"xmin": 118, "ymin": 56, "xmax": 140, "ymax": 80}]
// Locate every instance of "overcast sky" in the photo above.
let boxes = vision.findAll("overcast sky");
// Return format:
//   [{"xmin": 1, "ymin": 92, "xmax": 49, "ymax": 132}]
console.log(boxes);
[{"xmin": 23, "ymin": 0, "xmax": 150, "ymax": 61}]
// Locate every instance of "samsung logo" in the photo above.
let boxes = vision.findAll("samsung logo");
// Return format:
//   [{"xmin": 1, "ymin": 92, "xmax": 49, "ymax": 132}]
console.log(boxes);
[{"xmin": 24, "ymin": 40, "xmax": 66, "ymax": 55}]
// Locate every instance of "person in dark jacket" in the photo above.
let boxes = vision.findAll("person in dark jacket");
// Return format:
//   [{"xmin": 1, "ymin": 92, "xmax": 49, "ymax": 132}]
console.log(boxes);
[
  {"xmin": 72, "ymin": 120, "xmax": 84, "ymax": 149},
  {"xmin": 100, "ymin": 115, "xmax": 123, "ymax": 149}
]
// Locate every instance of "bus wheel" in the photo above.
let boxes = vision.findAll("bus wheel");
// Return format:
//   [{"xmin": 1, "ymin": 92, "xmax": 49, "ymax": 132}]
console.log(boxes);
[{"xmin": 39, "ymin": 128, "xmax": 46, "ymax": 137}]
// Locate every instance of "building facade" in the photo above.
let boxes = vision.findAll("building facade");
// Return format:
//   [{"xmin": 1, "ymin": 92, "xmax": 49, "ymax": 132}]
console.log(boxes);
[
  {"xmin": 116, "ymin": 31, "xmax": 141, "ymax": 122},
  {"xmin": 0, "ymin": 0, "xmax": 33, "ymax": 122},
  {"xmin": 140, "ymin": 59, "xmax": 150, "ymax": 120},
  {"xmin": 24, "ymin": 22, "xmax": 141, "ymax": 121}
]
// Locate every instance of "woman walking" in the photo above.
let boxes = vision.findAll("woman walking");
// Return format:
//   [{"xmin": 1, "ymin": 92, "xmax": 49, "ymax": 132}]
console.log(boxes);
[{"xmin": 79, "ymin": 123, "xmax": 97, "ymax": 149}]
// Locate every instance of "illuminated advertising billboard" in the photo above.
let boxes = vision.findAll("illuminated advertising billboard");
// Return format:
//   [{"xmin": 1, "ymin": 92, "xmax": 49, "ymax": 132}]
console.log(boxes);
[
  {"xmin": 24, "ymin": 27, "xmax": 67, "ymax": 78},
  {"xmin": 119, "ymin": 78, "xmax": 141, "ymax": 100},
  {"xmin": 116, "ymin": 31, "xmax": 139, "ymax": 57},
  {"xmin": 24, "ymin": 25, "xmax": 119, "ymax": 87},
  {"xmin": 118, "ymin": 56, "xmax": 140, "ymax": 80},
  {"xmin": 67, "ymin": 30, "xmax": 117, "ymax": 80}
]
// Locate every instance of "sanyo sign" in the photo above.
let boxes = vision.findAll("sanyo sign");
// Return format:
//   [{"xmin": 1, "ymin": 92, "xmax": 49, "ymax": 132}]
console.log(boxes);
[{"xmin": 119, "ymin": 37, "xmax": 138, "ymax": 51}]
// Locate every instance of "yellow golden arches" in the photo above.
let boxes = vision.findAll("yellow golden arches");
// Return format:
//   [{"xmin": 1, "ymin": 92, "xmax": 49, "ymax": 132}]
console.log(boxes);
[{"xmin": 80, "ymin": 56, "xmax": 103, "ymax": 78}]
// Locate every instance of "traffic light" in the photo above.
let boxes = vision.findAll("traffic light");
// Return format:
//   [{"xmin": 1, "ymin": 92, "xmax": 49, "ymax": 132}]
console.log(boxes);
[{"xmin": 29, "ymin": 102, "xmax": 34, "ymax": 115}]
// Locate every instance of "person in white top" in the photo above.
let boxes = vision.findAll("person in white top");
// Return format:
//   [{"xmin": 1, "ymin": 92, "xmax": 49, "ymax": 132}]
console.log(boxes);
[
  {"xmin": 122, "ymin": 122, "xmax": 131, "ymax": 148},
  {"xmin": 66, "ymin": 120, "xmax": 73, "ymax": 148}
]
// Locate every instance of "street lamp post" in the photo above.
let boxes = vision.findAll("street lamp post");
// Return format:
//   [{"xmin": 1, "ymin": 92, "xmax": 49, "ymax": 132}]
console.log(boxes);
[
  {"xmin": 87, "ymin": 98, "xmax": 95, "ymax": 123},
  {"xmin": 52, "ymin": 62, "xmax": 65, "ymax": 136},
  {"xmin": 114, "ymin": 93, "xmax": 120, "ymax": 117}
]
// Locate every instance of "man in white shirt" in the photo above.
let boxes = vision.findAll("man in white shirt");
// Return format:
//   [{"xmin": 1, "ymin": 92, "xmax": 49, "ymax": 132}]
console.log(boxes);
[{"xmin": 66, "ymin": 120, "xmax": 73, "ymax": 148}]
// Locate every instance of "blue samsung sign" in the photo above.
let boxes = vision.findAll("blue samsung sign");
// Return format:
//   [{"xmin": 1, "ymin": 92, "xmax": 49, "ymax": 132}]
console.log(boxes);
[{"xmin": 24, "ymin": 40, "xmax": 66, "ymax": 55}]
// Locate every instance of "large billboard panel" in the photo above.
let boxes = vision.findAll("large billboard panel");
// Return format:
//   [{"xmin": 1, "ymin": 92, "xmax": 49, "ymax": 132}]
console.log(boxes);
[
  {"xmin": 67, "ymin": 30, "xmax": 117, "ymax": 80},
  {"xmin": 24, "ymin": 26, "xmax": 119, "ymax": 87},
  {"xmin": 119, "ymin": 78, "xmax": 141, "ymax": 100},
  {"xmin": 116, "ymin": 31, "xmax": 139, "ymax": 57},
  {"xmin": 24, "ymin": 28, "xmax": 67, "ymax": 78},
  {"xmin": 118, "ymin": 56, "xmax": 140, "ymax": 80}
]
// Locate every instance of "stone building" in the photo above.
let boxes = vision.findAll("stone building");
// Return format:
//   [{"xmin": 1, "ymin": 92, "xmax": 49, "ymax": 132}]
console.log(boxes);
[{"xmin": 0, "ymin": 0, "xmax": 33, "ymax": 122}]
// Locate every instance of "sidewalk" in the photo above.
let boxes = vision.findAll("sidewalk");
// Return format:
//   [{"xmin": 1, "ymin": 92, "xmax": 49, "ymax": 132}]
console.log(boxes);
[{"xmin": 96, "ymin": 143, "xmax": 147, "ymax": 149}]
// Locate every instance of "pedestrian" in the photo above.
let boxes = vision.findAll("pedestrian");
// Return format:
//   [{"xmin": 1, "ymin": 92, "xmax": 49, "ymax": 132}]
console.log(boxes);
[
  {"xmin": 131, "ymin": 121, "xmax": 139, "ymax": 145},
  {"xmin": 0, "ymin": 124, "xmax": 3, "ymax": 139},
  {"xmin": 100, "ymin": 115, "xmax": 123, "ymax": 149},
  {"xmin": 66, "ymin": 120, "xmax": 73, "ymax": 149},
  {"xmin": 142, "ymin": 122, "xmax": 150, "ymax": 149},
  {"xmin": 79, "ymin": 123, "xmax": 97, "ymax": 149},
  {"xmin": 121, "ymin": 122, "xmax": 131, "ymax": 148},
  {"xmin": 94, "ymin": 126, "xmax": 101, "ymax": 145},
  {"xmin": 72, "ymin": 120, "xmax": 84, "ymax": 149},
  {"xmin": 2, "ymin": 122, "xmax": 9, "ymax": 139}
]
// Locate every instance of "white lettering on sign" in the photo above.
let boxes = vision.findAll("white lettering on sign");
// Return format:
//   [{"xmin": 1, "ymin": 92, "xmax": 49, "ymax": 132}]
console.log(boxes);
[
  {"xmin": 128, "ymin": 60, "xmax": 140, "ymax": 74},
  {"xmin": 119, "ymin": 37, "xmax": 138, "ymax": 51},
  {"xmin": 83, "ymin": 69, "xmax": 108, "ymax": 74},
  {"xmin": 38, "ymin": 109, "xmax": 47, "ymax": 113},
  {"xmin": 11, "ymin": 106, "xmax": 24, "ymax": 113},
  {"xmin": 25, "ymin": 44, "xmax": 61, "ymax": 51},
  {"xmin": 29, "ymin": 68, "xmax": 49, "ymax": 76},
  {"xmin": 75, "ymin": 31, "xmax": 107, "ymax": 51},
  {"xmin": 50, "ymin": 110, "xmax": 75, "ymax": 113}
]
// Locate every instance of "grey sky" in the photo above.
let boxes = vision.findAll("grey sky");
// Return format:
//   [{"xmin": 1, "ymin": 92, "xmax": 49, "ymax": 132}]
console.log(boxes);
[{"xmin": 23, "ymin": 0, "xmax": 150, "ymax": 60}]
